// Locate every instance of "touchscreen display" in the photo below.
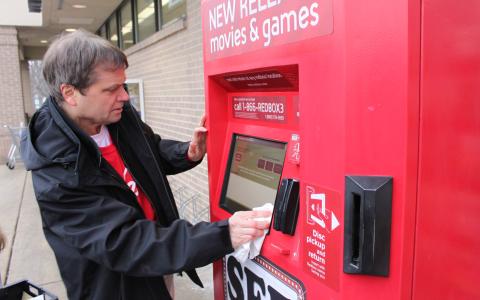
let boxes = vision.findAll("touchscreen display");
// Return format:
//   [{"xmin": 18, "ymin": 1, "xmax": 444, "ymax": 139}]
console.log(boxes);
[{"xmin": 221, "ymin": 135, "xmax": 287, "ymax": 212}]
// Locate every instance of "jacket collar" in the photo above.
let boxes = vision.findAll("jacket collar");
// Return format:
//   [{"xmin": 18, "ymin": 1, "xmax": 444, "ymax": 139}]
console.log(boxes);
[{"xmin": 48, "ymin": 97, "xmax": 103, "ymax": 168}]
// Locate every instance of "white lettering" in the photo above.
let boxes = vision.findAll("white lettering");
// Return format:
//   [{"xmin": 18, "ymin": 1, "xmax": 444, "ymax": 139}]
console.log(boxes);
[
  {"xmin": 310, "ymin": 3, "xmax": 320, "ymax": 26},
  {"xmin": 208, "ymin": 0, "xmax": 236, "ymax": 30},
  {"xmin": 260, "ymin": 3, "xmax": 321, "ymax": 47},
  {"xmin": 249, "ymin": 0, "xmax": 257, "ymax": 16},
  {"xmin": 241, "ymin": 0, "xmax": 282, "ymax": 18},
  {"xmin": 313, "ymin": 229, "xmax": 326, "ymax": 241},
  {"xmin": 306, "ymin": 236, "xmax": 326, "ymax": 250},
  {"xmin": 308, "ymin": 251, "xmax": 326, "ymax": 264},
  {"xmin": 258, "ymin": 0, "xmax": 267, "ymax": 13},
  {"xmin": 268, "ymin": 0, "xmax": 279, "ymax": 9},
  {"xmin": 262, "ymin": 18, "xmax": 271, "ymax": 46},
  {"xmin": 224, "ymin": 0, "xmax": 236, "ymax": 26},
  {"xmin": 298, "ymin": 6, "xmax": 309, "ymax": 29},
  {"xmin": 280, "ymin": 10, "xmax": 297, "ymax": 34},
  {"xmin": 240, "ymin": 0, "xmax": 248, "ymax": 19},
  {"xmin": 208, "ymin": 7, "xmax": 216, "ymax": 30},
  {"xmin": 210, "ymin": 27, "xmax": 247, "ymax": 54},
  {"xmin": 215, "ymin": 4, "xmax": 224, "ymax": 28}
]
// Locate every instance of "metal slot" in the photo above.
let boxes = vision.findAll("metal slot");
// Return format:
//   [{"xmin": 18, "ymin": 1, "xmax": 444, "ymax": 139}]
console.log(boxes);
[{"xmin": 351, "ymin": 192, "xmax": 361, "ymax": 267}]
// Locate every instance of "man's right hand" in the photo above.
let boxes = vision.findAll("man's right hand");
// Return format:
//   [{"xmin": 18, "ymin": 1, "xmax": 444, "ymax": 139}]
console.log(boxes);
[{"xmin": 228, "ymin": 210, "xmax": 272, "ymax": 249}]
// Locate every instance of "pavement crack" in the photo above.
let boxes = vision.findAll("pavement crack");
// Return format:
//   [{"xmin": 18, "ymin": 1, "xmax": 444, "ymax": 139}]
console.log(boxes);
[{"xmin": 4, "ymin": 171, "xmax": 28, "ymax": 284}]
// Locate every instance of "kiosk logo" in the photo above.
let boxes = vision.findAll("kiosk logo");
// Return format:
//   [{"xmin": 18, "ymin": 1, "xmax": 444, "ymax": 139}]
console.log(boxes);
[
  {"xmin": 302, "ymin": 184, "xmax": 341, "ymax": 291},
  {"xmin": 306, "ymin": 190, "xmax": 340, "ymax": 233}
]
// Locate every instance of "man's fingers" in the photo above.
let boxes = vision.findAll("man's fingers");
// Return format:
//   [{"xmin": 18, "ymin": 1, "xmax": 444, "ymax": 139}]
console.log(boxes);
[
  {"xmin": 234, "ymin": 227, "xmax": 261, "ymax": 236},
  {"xmin": 251, "ymin": 210, "xmax": 272, "ymax": 218},
  {"xmin": 229, "ymin": 210, "xmax": 272, "ymax": 248},
  {"xmin": 194, "ymin": 126, "xmax": 207, "ymax": 133},
  {"xmin": 254, "ymin": 220, "xmax": 271, "ymax": 229},
  {"xmin": 193, "ymin": 127, "xmax": 207, "ymax": 142},
  {"xmin": 199, "ymin": 114, "xmax": 207, "ymax": 127},
  {"xmin": 230, "ymin": 217, "xmax": 270, "ymax": 231},
  {"xmin": 234, "ymin": 209, "xmax": 271, "ymax": 219},
  {"xmin": 233, "ymin": 229, "xmax": 265, "ymax": 241}
]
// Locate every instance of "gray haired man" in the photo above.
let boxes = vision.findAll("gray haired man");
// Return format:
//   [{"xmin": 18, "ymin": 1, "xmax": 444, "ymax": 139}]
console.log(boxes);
[{"xmin": 21, "ymin": 29, "xmax": 270, "ymax": 300}]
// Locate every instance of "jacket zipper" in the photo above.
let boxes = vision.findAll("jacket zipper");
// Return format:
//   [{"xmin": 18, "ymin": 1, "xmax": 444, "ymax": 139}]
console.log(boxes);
[
  {"xmin": 97, "ymin": 143, "xmax": 141, "ymax": 208},
  {"xmin": 101, "ymin": 160, "xmax": 136, "ymax": 196},
  {"xmin": 129, "ymin": 112, "xmax": 180, "ymax": 219},
  {"xmin": 114, "ymin": 126, "xmax": 161, "ymax": 219}
]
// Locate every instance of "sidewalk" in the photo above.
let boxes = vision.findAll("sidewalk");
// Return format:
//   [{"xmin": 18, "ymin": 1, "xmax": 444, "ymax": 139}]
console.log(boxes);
[{"xmin": 0, "ymin": 164, "xmax": 213, "ymax": 299}]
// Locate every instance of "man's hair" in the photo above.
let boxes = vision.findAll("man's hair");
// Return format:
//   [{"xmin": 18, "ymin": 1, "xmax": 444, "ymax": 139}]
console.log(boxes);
[{"xmin": 42, "ymin": 28, "xmax": 128, "ymax": 103}]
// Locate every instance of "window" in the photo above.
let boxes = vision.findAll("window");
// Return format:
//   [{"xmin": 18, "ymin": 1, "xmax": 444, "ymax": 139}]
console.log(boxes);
[
  {"xmin": 108, "ymin": 15, "xmax": 119, "ymax": 46},
  {"xmin": 125, "ymin": 79, "xmax": 145, "ymax": 121},
  {"xmin": 161, "ymin": 0, "xmax": 186, "ymax": 26},
  {"xmin": 99, "ymin": 25, "xmax": 107, "ymax": 40},
  {"xmin": 120, "ymin": 1, "xmax": 134, "ymax": 49},
  {"xmin": 136, "ymin": 0, "xmax": 156, "ymax": 42},
  {"xmin": 97, "ymin": 0, "xmax": 187, "ymax": 48}
]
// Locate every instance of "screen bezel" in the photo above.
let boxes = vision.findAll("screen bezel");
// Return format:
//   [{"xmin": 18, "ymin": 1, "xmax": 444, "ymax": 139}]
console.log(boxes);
[{"xmin": 219, "ymin": 134, "xmax": 287, "ymax": 214}]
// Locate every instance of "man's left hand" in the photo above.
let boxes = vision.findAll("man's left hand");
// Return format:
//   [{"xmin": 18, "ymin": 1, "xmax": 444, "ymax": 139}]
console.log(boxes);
[{"xmin": 187, "ymin": 115, "xmax": 207, "ymax": 162}]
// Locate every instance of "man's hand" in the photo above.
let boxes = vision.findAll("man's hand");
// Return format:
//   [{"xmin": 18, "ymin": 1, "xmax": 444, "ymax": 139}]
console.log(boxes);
[
  {"xmin": 228, "ymin": 210, "xmax": 272, "ymax": 249},
  {"xmin": 187, "ymin": 115, "xmax": 207, "ymax": 162}
]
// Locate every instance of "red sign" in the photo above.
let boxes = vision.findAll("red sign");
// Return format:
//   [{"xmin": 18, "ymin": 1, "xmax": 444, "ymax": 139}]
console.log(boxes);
[
  {"xmin": 204, "ymin": 0, "xmax": 334, "ymax": 60},
  {"xmin": 233, "ymin": 96, "xmax": 287, "ymax": 123},
  {"xmin": 302, "ymin": 183, "xmax": 341, "ymax": 291}
]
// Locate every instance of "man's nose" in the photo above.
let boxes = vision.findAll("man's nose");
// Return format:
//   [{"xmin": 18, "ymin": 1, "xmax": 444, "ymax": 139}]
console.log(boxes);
[{"xmin": 119, "ymin": 86, "xmax": 130, "ymax": 102}]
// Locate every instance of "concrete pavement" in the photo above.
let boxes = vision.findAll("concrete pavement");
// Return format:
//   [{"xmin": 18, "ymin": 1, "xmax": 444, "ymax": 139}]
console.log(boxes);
[{"xmin": 0, "ymin": 164, "xmax": 214, "ymax": 299}]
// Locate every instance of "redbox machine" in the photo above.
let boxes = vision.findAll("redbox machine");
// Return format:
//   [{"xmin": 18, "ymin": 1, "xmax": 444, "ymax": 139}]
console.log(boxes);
[{"xmin": 201, "ymin": 0, "xmax": 480, "ymax": 299}]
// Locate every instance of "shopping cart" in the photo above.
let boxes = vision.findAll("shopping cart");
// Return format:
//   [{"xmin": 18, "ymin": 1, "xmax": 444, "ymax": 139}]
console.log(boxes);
[
  {"xmin": 0, "ymin": 280, "xmax": 58, "ymax": 300},
  {"xmin": 3, "ymin": 125, "xmax": 26, "ymax": 170}
]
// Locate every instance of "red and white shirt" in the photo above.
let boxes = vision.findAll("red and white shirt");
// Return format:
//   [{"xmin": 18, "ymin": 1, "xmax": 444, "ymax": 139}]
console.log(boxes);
[
  {"xmin": 91, "ymin": 126, "xmax": 156, "ymax": 221},
  {"xmin": 91, "ymin": 126, "xmax": 174, "ymax": 298}
]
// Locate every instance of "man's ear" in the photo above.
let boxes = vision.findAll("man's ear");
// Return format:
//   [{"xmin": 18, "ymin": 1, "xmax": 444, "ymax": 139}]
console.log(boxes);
[{"xmin": 60, "ymin": 84, "xmax": 78, "ymax": 106}]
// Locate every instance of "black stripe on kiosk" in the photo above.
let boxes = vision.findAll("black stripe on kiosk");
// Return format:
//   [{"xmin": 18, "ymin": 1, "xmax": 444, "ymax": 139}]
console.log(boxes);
[{"xmin": 273, "ymin": 178, "xmax": 300, "ymax": 235}]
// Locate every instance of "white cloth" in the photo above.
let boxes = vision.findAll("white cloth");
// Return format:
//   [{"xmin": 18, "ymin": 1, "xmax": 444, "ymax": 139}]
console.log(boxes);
[
  {"xmin": 232, "ymin": 203, "xmax": 273, "ymax": 264},
  {"xmin": 90, "ymin": 125, "xmax": 111, "ymax": 147}
]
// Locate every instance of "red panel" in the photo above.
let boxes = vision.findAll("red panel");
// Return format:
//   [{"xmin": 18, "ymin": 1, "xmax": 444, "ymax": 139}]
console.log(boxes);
[
  {"xmin": 414, "ymin": 0, "xmax": 480, "ymax": 299},
  {"xmin": 202, "ymin": 0, "xmax": 421, "ymax": 299},
  {"xmin": 342, "ymin": 0, "xmax": 421, "ymax": 299}
]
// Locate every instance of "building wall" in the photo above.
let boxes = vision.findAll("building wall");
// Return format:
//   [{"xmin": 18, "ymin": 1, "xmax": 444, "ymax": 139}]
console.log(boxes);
[
  {"xmin": 0, "ymin": 26, "xmax": 25, "ymax": 164},
  {"xmin": 21, "ymin": 61, "xmax": 34, "ymax": 121},
  {"xmin": 125, "ymin": 1, "xmax": 209, "ymax": 222}
]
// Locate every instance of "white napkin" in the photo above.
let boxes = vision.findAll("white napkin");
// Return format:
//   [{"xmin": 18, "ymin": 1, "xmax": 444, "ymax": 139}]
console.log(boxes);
[{"xmin": 233, "ymin": 203, "xmax": 273, "ymax": 264}]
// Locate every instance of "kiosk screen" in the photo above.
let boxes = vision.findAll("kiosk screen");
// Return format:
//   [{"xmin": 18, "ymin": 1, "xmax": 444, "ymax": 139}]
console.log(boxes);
[{"xmin": 221, "ymin": 135, "xmax": 287, "ymax": 212}]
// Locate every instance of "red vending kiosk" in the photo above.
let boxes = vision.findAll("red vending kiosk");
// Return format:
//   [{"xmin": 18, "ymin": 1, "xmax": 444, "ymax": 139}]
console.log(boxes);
[{"xmin": 201, "ymin": 0, "xmax": 480, "ymax": 299}]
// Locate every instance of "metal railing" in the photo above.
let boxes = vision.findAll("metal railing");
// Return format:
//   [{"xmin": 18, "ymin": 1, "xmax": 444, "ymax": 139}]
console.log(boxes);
[{"xmin": 173, "ymin": 184, "xmax": 210, "ymax": 224}]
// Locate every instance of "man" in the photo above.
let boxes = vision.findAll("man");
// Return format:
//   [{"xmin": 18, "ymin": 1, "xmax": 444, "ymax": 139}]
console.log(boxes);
[{"xmin": 21, "ymin": 29, "xmax": 270, "ymax": 300}]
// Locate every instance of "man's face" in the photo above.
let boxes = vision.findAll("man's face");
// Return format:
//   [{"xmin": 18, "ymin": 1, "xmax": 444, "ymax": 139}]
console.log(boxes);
[{"xmin": 72, "ymin": 66, "xmax": 129, "ymax": 134}]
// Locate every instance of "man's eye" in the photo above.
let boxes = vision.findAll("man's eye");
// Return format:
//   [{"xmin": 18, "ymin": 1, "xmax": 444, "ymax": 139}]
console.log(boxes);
[{"xmin": 105, "ymin": 86, "xmax": 119, "ymax": 93}]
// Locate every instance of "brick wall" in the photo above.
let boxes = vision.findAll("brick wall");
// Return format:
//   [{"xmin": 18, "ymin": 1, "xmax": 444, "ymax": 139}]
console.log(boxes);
[
  {"xmin": 125, "ymin": 1, "xmax": 209, "ymax": 222},
  {"xmin": 0, "ymin": 27, "xmax": 25, "ymax": 165}
]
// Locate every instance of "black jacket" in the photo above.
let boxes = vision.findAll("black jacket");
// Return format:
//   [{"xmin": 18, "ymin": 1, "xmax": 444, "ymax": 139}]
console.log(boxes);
[{"xmin": 21, "ymin": 97, "xmax": 233, "ymax": 300}]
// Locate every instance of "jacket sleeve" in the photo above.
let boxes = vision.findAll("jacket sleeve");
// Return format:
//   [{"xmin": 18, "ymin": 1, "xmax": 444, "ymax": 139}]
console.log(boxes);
[
  {"xmin": 33, "ymin": 167, "xmax": 234, "ymax": 277},
  {"xmin": 140, "ymin": 121, "xmax": 202, "ymax": 175}
]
